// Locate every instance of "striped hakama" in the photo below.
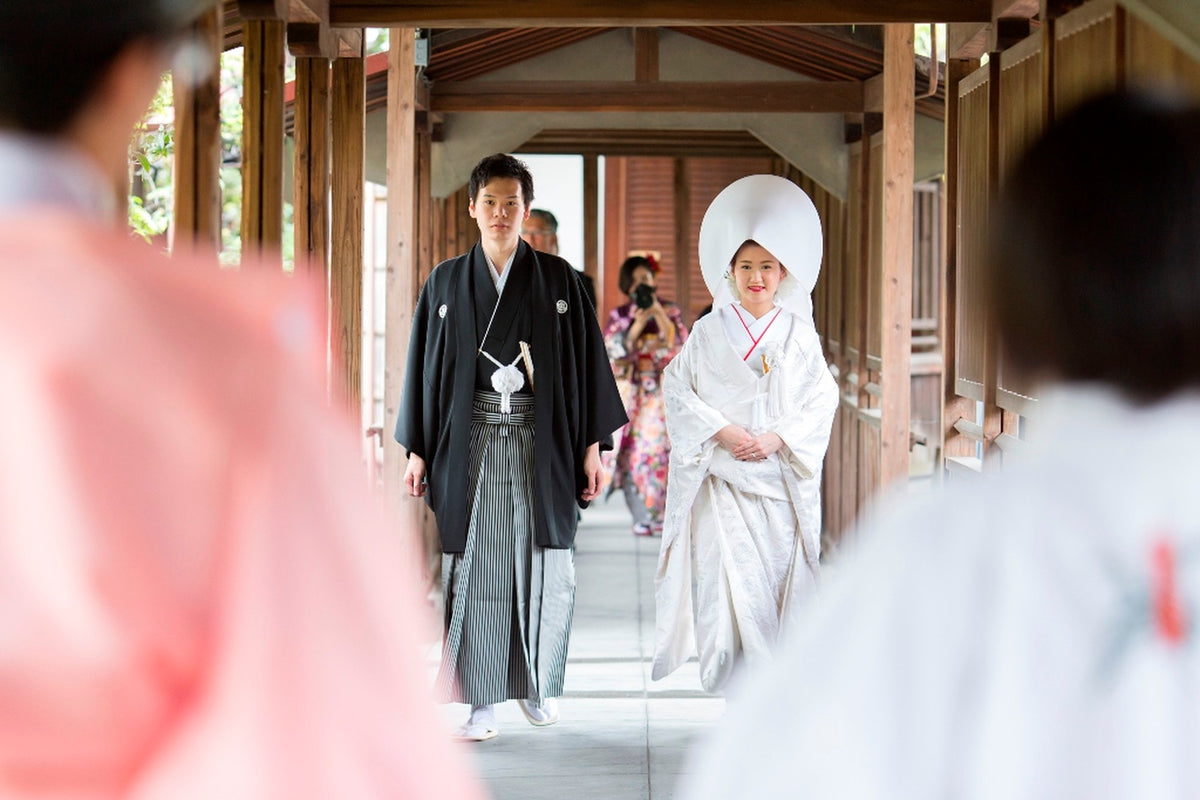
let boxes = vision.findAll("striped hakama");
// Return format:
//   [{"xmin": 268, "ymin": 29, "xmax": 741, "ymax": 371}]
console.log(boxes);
[{"xmin": 436, "ymin": 390, "xmax": 576, "ymax": 706}]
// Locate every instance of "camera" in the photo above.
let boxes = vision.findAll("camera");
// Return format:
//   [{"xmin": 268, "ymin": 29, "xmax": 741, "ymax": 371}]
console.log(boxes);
[{"xmin": 633, "ymin": 283, "xmax": 656, "ymax": 309}]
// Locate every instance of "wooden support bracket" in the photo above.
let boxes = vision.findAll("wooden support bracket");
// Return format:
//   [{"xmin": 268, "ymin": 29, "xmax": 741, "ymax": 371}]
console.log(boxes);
[{"xmin": 288, "ymin": 22, "xmax": 337, "ymax": 57}]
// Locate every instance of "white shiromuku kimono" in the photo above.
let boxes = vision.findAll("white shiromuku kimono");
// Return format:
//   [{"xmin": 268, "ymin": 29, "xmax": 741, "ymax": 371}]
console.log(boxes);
[
  {"xmin": 653, "ymin": 304, "xmax": 838, "ymax": 692},
  {"xmin": 678, "ymin": 384, "xmax": 1200, "ymax": 799}
]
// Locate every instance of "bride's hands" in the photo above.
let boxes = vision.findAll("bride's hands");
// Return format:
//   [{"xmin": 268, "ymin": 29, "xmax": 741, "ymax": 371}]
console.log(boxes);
[{"xmin": 716, "ymin": 426, "xmax": 783, "ymax": 462}]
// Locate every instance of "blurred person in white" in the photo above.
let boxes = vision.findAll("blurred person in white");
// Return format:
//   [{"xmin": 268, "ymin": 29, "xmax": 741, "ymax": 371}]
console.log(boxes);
[
  {"xmin": 0, "ymin": 3, "xmax": 484, "ymax": 799},
  {"xmin": 654, "ymin": 176, "xmax": 838, "ymax": 693},
  {"xmin": 679, "ymin": 89, "xmax": 1200, "ymax": 800}
]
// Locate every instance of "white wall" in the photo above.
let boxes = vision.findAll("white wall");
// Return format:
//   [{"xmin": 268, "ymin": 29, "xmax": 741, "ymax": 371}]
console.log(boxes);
[{"xmin": 522, "ymin": 154, "xmax": 584, "ymax": 270}]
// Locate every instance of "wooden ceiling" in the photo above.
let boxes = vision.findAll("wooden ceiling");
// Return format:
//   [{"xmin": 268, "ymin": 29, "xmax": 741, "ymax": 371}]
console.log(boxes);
[
  {"xmin": 421, "ymin": 27, "xmax": 609, "ymax": 81},
  {"xmin": 419, "ymin": 25, "xmax": 945, "ymax": 118},
  {"xmin": 234, "ymin": 0, "xmax": 977, "ymax": 149}
]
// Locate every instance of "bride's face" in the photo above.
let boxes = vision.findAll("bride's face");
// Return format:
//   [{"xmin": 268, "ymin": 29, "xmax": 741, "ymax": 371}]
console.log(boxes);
[{"xmin": 731, "ymin": 242, "xmax": 786, "ymax": 309}]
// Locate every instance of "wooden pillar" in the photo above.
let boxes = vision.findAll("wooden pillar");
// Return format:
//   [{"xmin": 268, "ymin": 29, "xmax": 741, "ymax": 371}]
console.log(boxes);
[
  {"xmin": 980, "ymin": 56, "xmax": 1004, "ymax": 465},
  {"xmin": 241, "ymin": 18, "xmax": 286, "ymax": 266},
  {"xmin": 941, "ymin": 57, "xmax": 981, "ymax": 464},
  {"xmin": 672, "ymin": 158, "xmax": 691, "ymax": 318},
  {"xmin": 879, "ymin": 23, "xmax": 915, "ymax": 489},
  {"xmin": 458, "ymin": 187, "xmax": 474, "ymax": 254},
  {"xmin": 332, "ymin": 51, "xmax": 365, "ymax": 413},
  {"xmin": 294, "ymin": 57, "xmax": 331, "ymax": 281},
  {"xmin": 416, "ymin": 123, "xmax": 434, "ymax": 286},
  {"xmin": 384, "ymin": 28, "xmax": 419, "ymax": 519},
  {"xmin": 602, "ymin": 157, "xmax": 628, "ymax": 319},
  {"xmin": 583, "ymin": 155, "xmax": 600, "ymax": 305},
  {"xmin": 836, "ymin": 141, "xmax": 854, "ymax": 383},
  {"xmin": 854, "ymin": 139, "xmax": 872, "ymax": 410},
  {"xmin": 634, "ymin": 28, "xmax": 659, "ymax": 83},
  {"xmin": 173, "ymin": 5, "xmax": 222, "ymax": 255}
]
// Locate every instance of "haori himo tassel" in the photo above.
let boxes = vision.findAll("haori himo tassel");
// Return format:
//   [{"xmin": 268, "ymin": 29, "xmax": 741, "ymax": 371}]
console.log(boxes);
[
  {"xmin": 482, "ymin": 351, "xmax": 525, "ymax": 414},
  {"xmin": 481, "ymin": 340, "xmax": 535, "ymax": 414}
]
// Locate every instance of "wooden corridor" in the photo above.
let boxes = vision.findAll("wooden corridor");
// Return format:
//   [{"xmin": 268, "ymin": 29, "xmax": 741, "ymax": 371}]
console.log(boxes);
[{"xmin": 168, "ymin": 0, "xmax": 1200, "ymax": 552}]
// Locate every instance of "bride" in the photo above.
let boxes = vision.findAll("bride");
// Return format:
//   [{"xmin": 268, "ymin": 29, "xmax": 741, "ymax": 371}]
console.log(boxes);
[{"xmin": 653, "ymin": 175, "xmax": 839, "ymax": 693}]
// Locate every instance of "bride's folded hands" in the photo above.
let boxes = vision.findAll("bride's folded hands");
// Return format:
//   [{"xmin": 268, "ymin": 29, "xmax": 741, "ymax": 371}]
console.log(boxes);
[{"xmin": 715, "ymin": 425, "xmax": 782, "ymax": 461}]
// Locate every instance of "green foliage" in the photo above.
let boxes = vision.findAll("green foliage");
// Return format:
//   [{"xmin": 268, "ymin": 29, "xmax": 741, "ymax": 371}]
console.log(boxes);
[
  {"xmin": 124, "ymin": 46, "xmax": 299, "ymax": 265},
  {"xmin": 219, "ymin": 47, "xmax": 245, "ymax": 263},
  {"xmin": 127, "ymin": 74, "xmax": 175, "ymax": 244},
  {"xmin": 365, "ymin": 28, "xmax": 389, "ymax": 55},
  {"xmin": 216, "ymin": 46, "xmax": 295, "ymax": 269}
]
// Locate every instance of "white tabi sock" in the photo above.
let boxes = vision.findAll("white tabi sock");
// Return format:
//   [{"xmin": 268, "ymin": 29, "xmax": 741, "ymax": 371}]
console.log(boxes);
[{"xmin": 468, "ymin": 704, "xmax": 496, "ymax": 726}]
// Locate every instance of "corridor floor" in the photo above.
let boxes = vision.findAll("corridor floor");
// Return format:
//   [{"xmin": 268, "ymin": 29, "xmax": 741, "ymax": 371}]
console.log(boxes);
[{"xmin": 435, "ymin": 495, "xmax": 725, "ymax": 800}]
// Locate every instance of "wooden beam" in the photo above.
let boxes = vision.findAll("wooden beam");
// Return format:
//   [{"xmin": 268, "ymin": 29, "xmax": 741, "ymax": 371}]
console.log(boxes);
[
  {"xmin": 844, "ymin": 114, "xmax": 864, "ymax": 144},
  {"xmin": 991, "ymin": 16, "xmax": 1033, "ymax": 50},
  {"xmin": 864, "ymin": 73, "xmax": 948, "ymax": 116},
  {"xmin": 1041, "ymin": 0, "xmax": 1089, "ymax": 20},
  {"xmin": 172, "ymin": 4, "xmax": 222, "ymax": 255},
  {"xmin": 634, "ymin": 28, "xmax": 659, "ymax": 83},
  {"xmin": 290, "ymin": 0, "xmax": 329, "ymax": 22},
  {"xmin": 289, "ymin": 19, "xmax": 360, "ymax": 58},
  {"xmin": 864, "ymin": 74, "xmax": 883, "ymax": 112},
  {"xmin": 289, "ymin": 21, "xmax": 337, "ymax": 57},
  {"xmin": 336, "ymin": 26, "xmax": 365, "ymax": 57},
  {"xmin": 948, "ymin": 22, "xmax": 989, "ymax": 58},
  {"xmin": 516, "ymin": 128, "xmax": 775, "ymax": 158},
  {"xmin": 431, "ymin": 80, "xmax": 864, "ymax": 113},
  {"xmin": 879, "ymin": 23, "xmax": 914, "ymax": 490},
  {"xmin": 995, "ymin": 0, "xmax": 1040, "ymax": 16},
  {"xmin": 330, "ymin": 0, "xmax": 992, "ymax": 27},
  {"xmin": 328, "ymin": 36, "xmax": 369, "ymax": 414},
  {"xmin": 239, "ymin": 0, "xmax": 288, "ymax": 19},
  {"xmin": 415, "ymin": 80, "xmax": 431, "ymax": 111},
  {"xmin": 240, "ymin": 0, "xmax": 328, "ymax": 22},
  {"xmin": 384, "ymin": 28, "xmax": 419, "ymax": 521},
  {"xmin": 583, "ymin": 155, "xmax": 600, "ymax": 297},
  {"xmin": 241, "ymin": 18, "xmax": 286, "ymax": 265}
]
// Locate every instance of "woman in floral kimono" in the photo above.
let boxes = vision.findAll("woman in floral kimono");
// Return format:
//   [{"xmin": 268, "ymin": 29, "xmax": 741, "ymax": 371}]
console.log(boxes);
[
  {"xmin": 602, "ymin": 255, "xmax": 689, "ymax": 535},
  {"xmin": 653, "ymin": 176, "xmax": 838, "ymax": 693}
]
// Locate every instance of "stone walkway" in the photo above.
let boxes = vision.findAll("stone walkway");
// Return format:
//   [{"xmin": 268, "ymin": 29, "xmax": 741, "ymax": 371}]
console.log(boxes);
[{"xmin": 436, "ymin": 495, "xmax": 724, "ymax": 800}]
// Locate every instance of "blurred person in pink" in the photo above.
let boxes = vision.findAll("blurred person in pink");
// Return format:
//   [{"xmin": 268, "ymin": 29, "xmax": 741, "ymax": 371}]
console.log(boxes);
[
  {"xmin": 678, "ymin": 91, "xmax": 1200, "ymax": 800},
  {"xmin": 0, "ymin": 3, "xmax": 484, "ymax": 799}
]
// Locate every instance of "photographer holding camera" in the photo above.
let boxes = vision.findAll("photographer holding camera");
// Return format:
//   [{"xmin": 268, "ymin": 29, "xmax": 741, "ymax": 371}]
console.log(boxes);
[{"xmin": 601, "ymin": 255, "xmax": 689, "ymax": 535}]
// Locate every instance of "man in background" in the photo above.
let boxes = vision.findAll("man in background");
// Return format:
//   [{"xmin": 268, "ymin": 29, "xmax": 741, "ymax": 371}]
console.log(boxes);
[
  {"xmin": 523, "ymin": 206, "xmax": 598, "ymax": 309},
  {"xmin": 0, "ymin": 3, "xmax": 483, "ymax": 798}
]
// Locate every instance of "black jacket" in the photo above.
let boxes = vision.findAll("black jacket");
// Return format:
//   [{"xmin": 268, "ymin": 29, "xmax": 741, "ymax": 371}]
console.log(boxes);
[{"xmin": 395, "ymin": 241, "xmax": 626, "ymax": 552}]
